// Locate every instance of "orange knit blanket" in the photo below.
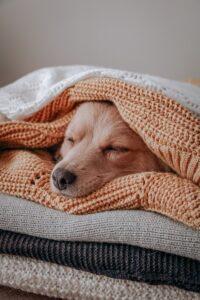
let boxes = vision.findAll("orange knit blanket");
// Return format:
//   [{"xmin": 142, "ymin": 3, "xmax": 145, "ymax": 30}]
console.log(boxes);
[{"xmin": 0, "ymin": 78, "xmax": 199, "ymax": 229}]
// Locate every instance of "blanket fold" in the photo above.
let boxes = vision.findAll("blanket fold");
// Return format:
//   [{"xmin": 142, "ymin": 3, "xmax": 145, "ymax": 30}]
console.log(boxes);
[
  {"xmin": 0, "ymin": 69, "xmax": 199, "ymax": 229},
  {"xmin": 0, "ymin": 254, "xmax": 199, "ymax": 300},
  {"xmin": 1, "ymin": 194, "xmax": 199, "ymax": 261},
  {"xmin": 0, "ymin": 229, "xmax": 199, "ymax": 292}
]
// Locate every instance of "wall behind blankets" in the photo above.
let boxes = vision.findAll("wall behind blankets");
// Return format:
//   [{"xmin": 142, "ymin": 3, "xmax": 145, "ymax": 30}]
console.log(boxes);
[{"xmin": 0, "ymin": 0, "xmax": 200, "ymax": 86}]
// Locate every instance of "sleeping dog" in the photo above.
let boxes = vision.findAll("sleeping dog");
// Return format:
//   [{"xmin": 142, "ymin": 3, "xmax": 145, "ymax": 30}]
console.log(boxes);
[{"xmin": 51, "ymin": 102, "xmax": 168, "ymax": 197}]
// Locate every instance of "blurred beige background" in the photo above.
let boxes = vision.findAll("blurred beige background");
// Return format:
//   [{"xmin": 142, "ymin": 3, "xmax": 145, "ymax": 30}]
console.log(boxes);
[{"xmin": 0, "ymin": 0, "xmax": 200, "ymax": 86}]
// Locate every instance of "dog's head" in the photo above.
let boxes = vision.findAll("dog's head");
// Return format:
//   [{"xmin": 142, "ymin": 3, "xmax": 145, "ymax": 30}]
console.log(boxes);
[{"xmin": 51, "ymin": 101, "xmax": 164, "ymax": 197}]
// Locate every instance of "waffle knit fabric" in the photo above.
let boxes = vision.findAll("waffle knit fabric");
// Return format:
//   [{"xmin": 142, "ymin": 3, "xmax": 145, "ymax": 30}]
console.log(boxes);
[
  {"xmin": 0, "ymin": 77, "xmax": 199, "ymax": 228},
  {"xmin": 0, "ymin": 229, "xmax": 199, "ymax": 292},
  {"xmin": 0, "ymin": 255, "xmax": 199, "ymax": 300}
]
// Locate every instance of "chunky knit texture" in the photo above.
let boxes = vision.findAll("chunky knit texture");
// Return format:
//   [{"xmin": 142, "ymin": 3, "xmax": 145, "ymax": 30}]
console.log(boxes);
[
  {"xmin": 0, "ymin": 255, "xmax": 199, "ymax": 300},
  {"xmin": 0, "ymin": 229, "xmax": 199, "ymax": 292},
  {"xmin": 0, "ymin": 78, "xmax": 199, "ymax": 228}
]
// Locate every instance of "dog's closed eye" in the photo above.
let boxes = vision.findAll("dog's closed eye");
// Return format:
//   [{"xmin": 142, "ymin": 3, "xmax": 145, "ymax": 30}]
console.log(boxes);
[{"xmin": 102, "ymin": 145, "xmax": 129, "ymax": 154}]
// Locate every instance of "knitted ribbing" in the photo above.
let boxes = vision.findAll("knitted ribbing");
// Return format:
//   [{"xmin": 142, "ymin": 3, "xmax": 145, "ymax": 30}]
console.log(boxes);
[
  {"xmin": 0, "ymin": 78, "xmax": 199, "ymax": 228},
  {"xmin": 0, "ymin": 229, "xmax": 199, "ymax": 292}
]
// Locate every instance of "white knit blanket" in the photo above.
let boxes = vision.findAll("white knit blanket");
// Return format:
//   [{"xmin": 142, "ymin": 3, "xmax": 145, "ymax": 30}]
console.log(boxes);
[{"xmin": 0, "ymin": 65, "xmax": 200, "ymax": 119}]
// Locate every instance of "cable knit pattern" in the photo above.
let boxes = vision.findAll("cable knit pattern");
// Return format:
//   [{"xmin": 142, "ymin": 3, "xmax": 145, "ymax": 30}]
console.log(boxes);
[
  {"xmin": 0, "ymin": 77, "xmax": 199, "ymax": 228},
  {"xmin": 0, "ymin": 255, "xmax": 199, "ymax": 300}
]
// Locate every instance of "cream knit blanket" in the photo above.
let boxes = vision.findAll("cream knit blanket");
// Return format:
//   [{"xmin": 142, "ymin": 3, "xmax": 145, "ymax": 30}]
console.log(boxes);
[
  {"xmin": 0, "ymin": 255, "xmax": 199, "ymax": 300},
  {"xmin": 0, "ymin": 66, "xmax": 199, "ymax": 229}
]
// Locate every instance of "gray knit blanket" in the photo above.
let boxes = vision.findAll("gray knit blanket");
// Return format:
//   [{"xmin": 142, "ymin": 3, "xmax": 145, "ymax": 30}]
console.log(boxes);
[{"xmin": 0, "ymin": 194, "xmax": 199, "ymax": 260}]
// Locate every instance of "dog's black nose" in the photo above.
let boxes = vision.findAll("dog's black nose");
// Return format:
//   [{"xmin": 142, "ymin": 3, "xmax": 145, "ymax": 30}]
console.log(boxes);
[{"xmin": 52, "ymin": 168, "xmax": 77, "ymax": 190}]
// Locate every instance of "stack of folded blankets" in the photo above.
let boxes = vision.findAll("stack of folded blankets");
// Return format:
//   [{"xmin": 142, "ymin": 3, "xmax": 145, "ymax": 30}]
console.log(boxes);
[{"xmin": 0, "ymin": 66, "xmax": 199, "ymax": 300}]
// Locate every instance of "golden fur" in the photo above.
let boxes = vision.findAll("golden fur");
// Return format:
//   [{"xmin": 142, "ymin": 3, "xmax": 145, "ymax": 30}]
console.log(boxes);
[{"xmin": 51, "ymin": 102, "xmax": 168, "ymax": 197}]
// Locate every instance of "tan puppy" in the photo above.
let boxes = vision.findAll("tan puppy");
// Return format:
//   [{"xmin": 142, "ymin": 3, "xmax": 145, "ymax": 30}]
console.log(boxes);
[{"xmin": 51, "ymin": 102, "xmax": 168, "ymax": 197}]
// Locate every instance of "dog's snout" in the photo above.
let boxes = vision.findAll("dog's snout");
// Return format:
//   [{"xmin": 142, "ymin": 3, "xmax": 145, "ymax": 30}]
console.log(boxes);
[{"xmin": 52, "ymin": 168, "xmax": 77, "ymax": 190}]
